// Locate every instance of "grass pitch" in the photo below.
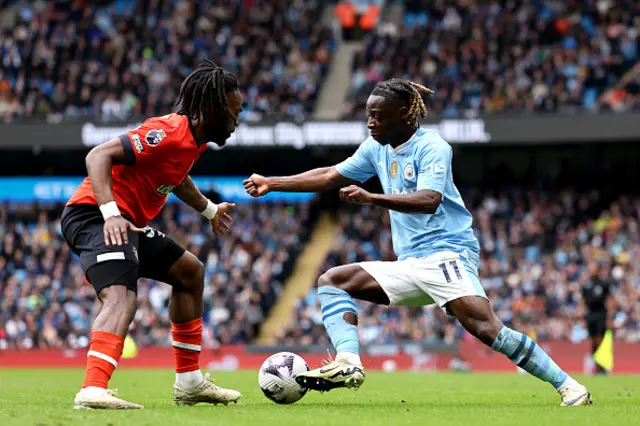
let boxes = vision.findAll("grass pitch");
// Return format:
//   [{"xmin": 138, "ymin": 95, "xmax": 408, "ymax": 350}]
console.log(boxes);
[{"xmin": 0, "ymin": 369, "xmax": 638, "ymax": 426}]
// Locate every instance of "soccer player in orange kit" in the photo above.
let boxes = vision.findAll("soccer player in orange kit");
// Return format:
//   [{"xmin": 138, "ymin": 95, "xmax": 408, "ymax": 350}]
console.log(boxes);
[{"xmin": 61, "ymin": 60, "xmax": 243, "ymax": 410}]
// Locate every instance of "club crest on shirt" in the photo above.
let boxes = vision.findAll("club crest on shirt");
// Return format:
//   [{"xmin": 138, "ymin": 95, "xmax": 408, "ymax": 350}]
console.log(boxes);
[
  {"xmin": 390, "ymin": 161, "xmax": 399, "ymax": 179},
  {"xmin": 145, "ymin": 129, "xmax": 166, "ymax": 146},
  {"xmin": 404, "ymin": 163, "xmax": 415, "ymax": 180}
]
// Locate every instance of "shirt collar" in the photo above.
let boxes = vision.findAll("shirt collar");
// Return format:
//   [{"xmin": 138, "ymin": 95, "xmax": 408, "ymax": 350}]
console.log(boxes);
[{"xmin": 389, "ymin": 129, "xmax": 421, "ymax": 155}]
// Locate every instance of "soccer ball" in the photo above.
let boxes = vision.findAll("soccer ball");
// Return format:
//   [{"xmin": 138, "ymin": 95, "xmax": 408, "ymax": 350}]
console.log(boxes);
[{"xmin": 258, "ymin": 352, "xmax": 309, "ymax": 404}]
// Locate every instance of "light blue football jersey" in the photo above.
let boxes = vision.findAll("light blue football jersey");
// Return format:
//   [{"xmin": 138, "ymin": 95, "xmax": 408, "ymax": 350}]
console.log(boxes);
[{"xmin": 335, "ymin": 128, "xmax": 480, "ymax": 266}]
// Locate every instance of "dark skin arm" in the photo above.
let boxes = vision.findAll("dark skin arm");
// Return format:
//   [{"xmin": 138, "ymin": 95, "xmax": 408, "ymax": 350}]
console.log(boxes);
[
  {"xmin": 172, "ymin": 176, "xmax": 208, "ymax": 212},
  {"xmin": 85, "ymin": 139, "xmax": 142, "ymax": 246},
  {"xmin": 340, "ymin": 185, "xmax": 443, "ymax": 214},
  {"xmin": 86, "ymin": 139, "xmax": 126, "ymax": 206},
  {"xmin": 243, "ymin": 167, "xmax": 353, "ymax": 196},
  {"xmin": 172, "ymin": 176, "xmax": 235, "ymax": 235},
  {"xmin": 244, "ymin": 167, "xmax": 442, "ymax": 213}
]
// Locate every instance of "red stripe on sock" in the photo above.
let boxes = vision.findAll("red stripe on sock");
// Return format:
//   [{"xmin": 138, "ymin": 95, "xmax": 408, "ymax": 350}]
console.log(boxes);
[
  {"xmin": 172, "ymin": 318, "xmax": 202, "ymax": 373},
  {"xmin": 82, "ymin": 331, "xmax": 124, "ymax": 389}
]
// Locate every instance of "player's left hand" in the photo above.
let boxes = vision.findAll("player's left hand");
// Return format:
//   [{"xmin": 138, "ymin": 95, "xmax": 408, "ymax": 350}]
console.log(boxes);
[
  {"xmin": 340, "ymin": 185, "xmax": 373, "ymax": 204},
  {"xmin": 210, "ymin": 202, "xmax": 235, "ymax": 235}
]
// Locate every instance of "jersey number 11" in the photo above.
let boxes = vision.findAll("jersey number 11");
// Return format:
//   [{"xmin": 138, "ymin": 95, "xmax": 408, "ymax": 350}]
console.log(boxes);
[{"xmin": 439, "ymin": 260, "xmax": 463, "ymax": 283}]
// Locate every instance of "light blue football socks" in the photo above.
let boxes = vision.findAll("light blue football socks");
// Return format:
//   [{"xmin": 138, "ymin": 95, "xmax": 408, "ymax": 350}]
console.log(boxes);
[
  {"xmin": 492, "ymin": 326, "xmax": 568, "ymax": 389},
  {"xmin": 318, "ymin": 286, "xmax": 360, "ymax": 355}
]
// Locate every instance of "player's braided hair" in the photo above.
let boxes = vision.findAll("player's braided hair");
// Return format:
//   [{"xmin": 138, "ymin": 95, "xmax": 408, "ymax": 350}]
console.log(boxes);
[
  {"xmin": 176, "ymin": 59, "xmax": 239, "ymax": 124},
  {"xmin": 371, "ymin": 79, "xmax": 435, "ymax": 127}
]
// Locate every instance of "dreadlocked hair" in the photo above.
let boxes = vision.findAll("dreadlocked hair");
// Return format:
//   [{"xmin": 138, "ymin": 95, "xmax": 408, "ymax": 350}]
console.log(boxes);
[
  {"xmin": 371, "ymin": 79, "xmax": 435, "ymax": 126},
  {"xmin": 176, "ymin": 59, "xmax": 239, "ymax": 124}
]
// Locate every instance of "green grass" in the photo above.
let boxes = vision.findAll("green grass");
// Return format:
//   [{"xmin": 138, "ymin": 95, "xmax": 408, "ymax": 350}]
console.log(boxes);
[{"xmin": 0, "ymin": 369, "xmax": 638, "ymax": 426}]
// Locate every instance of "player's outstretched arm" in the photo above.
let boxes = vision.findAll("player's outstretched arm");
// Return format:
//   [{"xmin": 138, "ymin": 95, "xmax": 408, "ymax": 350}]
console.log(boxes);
[
  {"xmin": 340, "ymin": 186, "xmax": 442, "ymax": 214},
  {"xmin": 172, "ymin": 176, "xmax": 209, "ymax": 212},
  {"xmin": 244, "ymin": 167, "xmax": 352, "ymax": 197},
  {"xmin": 172, "ymin": 176, "xmax": 234, "ymax": 235}
]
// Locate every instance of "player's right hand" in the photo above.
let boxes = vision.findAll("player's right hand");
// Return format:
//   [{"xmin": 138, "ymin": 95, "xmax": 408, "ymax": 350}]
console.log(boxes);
[
  {"xmin": 104, "ymin": 216, "xmax": 142, "ymax": 246},
  {"xmin": 243, "ymin": 174, "xmax": 270, "ymax": 197},
  {"xmin": 210, "ymin": 202, "xmax": 235, "ymax": 235}
]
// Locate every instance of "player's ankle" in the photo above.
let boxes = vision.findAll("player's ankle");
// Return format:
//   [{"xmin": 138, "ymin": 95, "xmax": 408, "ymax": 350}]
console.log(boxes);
[
  {"xmin": 556, "ymin": 376, "xmax": 579, "ymax": 391},
  {"xmin": 78, "ymin": 386, "xmax": 109, "ymax": 396},
  {"xmin": 175, "ymin": 369, "xmax": 204, "ymax": 388},
  {"xmin": 336, "ymin": 352, "xmax": 362, "ymax": 366}
]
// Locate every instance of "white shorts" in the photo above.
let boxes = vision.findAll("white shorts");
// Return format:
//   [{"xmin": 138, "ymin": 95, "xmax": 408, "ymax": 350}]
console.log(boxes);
[{"xmin": 358, "ymin": 251, "xmax": 487, "ymax": 312}]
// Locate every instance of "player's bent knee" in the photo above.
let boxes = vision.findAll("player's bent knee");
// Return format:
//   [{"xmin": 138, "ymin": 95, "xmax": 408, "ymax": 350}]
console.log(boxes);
[
  {"xmin": 317, "ymin": 268, "xmax": 347, "ymax": 290},
  {"xmin": 317, "ymin": 271, "xmax": 333, "ymax": 288},
  {"xmin": 171, "ymin": 254, "xmax": 205, "ymax": 292}
]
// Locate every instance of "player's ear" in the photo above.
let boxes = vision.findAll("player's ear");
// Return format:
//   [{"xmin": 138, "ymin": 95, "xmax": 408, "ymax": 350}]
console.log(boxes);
[{"xmin": 396, "ymin": 105, "xmax": 409, "ymax": 122}]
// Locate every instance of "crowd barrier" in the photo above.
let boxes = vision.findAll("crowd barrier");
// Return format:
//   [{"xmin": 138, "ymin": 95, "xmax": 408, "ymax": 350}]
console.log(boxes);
[{"xmin": 1, "ymin": 341, "xmax": 638, "ymax": 374}]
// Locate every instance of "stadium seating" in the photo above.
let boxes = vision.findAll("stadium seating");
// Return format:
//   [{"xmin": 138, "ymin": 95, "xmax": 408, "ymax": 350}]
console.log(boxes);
[
  {"xmin": 343, "ymin": 0, "xmax": 640, "ymax": 118},
  {"xmin": 276, "ymin": 191, "xmax": 640, "ymax": 345},
  {"xmin": 3, "ymin": 190, "xmax": 639, "ymax": 349},
  {"xmin": 0, "ymin": 201, "xmax": 310, "ymax": 349},
  {"xmin": 0, "ymin": 0, "xmax": 334, "ymax": 123}
]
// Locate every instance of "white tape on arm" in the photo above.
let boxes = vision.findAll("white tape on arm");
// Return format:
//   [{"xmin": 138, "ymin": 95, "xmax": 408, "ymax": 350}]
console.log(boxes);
[
  {"xmin": 201, "ymin": 199, "xmax": 219, "ymax": 220},
  {"xmin": 99, "ymin": 201, "xmax": 121, "ymax": 221}
]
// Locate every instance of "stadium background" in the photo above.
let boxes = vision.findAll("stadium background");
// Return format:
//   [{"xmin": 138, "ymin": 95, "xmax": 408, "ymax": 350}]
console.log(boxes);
[{"xmin": 1, "ymin": 0, "xmax": 639, "ymax": 376}]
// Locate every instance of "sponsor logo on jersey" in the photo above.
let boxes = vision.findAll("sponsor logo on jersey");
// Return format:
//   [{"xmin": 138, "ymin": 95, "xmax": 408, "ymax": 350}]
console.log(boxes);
[
  {"xmin": 424, "ymin": 163, "xmax": 446, "ymax": 174},
  {"xmin": 156, "ymin": 184, "xmax": 176, "ymax": 195},
  {"xmin": 390, "ymin": 187, "xmax": 417, "ymax": 195},
  {"xmin": 404, "ymin": 163, "xmax": 415, "ymax": 180},
  {"xmin": 131, "ymin": 134, "xmax": 144, "ymax": 153},
  {"xmin": 145, "ymin": 129, "xmax": 166, "ymax": 146},
  {"xmin": 390, "ymin": 161, "xmax": 399, "ymax": 179}
]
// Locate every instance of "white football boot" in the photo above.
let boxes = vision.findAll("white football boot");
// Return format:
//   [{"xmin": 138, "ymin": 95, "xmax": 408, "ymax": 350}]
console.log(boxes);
[
  {"xmin": 73, "ymin": 387, "xmax": 144, "ymax": 410},
  {"xmin": 173, "ymin": 373, "xmax": 242, "ymax": 406},
  {"xmin": 295, "ymin": 354, "xmax": 365, "ymax": 392},
  {"xmin": 557, "ymin": 378, "xmax": 593, "ymax": 407}
]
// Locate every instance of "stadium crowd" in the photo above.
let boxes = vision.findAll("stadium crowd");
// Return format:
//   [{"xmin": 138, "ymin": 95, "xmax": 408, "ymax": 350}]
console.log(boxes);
[
  {"xmin": 344, "ymin": 0, "xmax": 640, "ymax": 118},
  {"xmin": 0, "ymin": 0, "xmax": 334, "ymax": 123},
  {"xmin": 2, "ymin": 188, "xmax": 640, "ymax": 349},
  {"xmin": 277, "ymin": 190, "xmax": 640, "ymax": 346},
  {"xmin": 0, "ymin": 200, "xmax": 310, "ymax": 349}
]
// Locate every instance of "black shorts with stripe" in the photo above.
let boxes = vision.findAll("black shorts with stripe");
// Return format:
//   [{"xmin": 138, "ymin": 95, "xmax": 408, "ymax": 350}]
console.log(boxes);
[{"xmin": 61, "ymin": 204, "xmax": 185, "ymax": 293}]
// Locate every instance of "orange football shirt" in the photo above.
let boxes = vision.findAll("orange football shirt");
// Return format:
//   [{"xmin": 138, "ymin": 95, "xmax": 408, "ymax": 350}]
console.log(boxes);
[{"xmin": 67, "ymin": 113, "xmax": 207, "ymax": 226}]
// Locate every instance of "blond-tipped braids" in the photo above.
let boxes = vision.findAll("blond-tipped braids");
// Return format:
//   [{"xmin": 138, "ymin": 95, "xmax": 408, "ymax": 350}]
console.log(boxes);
[{"xmin": 371, "ymin": 79, "xmax": 435, "ymax": 126}]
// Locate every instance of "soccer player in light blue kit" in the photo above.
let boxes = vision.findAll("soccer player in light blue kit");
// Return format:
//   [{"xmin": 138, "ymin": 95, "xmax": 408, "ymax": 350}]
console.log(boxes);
[{"xmin": 244, "ymin": 79, "xmax": 592, "ymax": 406}]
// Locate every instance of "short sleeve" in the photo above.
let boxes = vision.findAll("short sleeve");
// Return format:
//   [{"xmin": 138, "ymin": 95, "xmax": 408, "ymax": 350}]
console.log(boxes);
[
  {"xmin": 119, "ymin": 116, "xmax": 184, "ymax": 165},
  {"xmin": 335, "ymin": 140, "xmax": 377, "ymax": 183},
  {"xmin": 417, "ymin": 140, "xmax": 452, "ymax": 194}
]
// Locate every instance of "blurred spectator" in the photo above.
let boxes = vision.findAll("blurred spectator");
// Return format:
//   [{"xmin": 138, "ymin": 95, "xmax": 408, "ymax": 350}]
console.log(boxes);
[
  {"xmin": 344, "ymin": 0, "xmax": 640, "ymax": 118},
  {"xmin": 0, "ymin": 0, "xmax": 334, "ymax": 123},
  {"xmin": 0, "ymin": 200, "xmax": 310, "ymax": 349},
  {"xmin": 277, "ymin": 190, "xmax": 640, "ymax": 346},
  {"xmin": 335, "ymin": 0, "xmax": 383, "ymax": 41}
]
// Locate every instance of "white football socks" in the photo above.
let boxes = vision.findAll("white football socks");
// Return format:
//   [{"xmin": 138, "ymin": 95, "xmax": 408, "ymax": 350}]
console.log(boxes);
[
  {"xmin": 175, "ymin": 370, "xmax": 204, "ymax": 388},
  {"xmin": 78, "ymin": 386, "xmax": 109, "ymax": 396},
  {"xmin": 557, "ymin": 376, "xmax": 580, "ymax": 391},
  {"xmin": 336, "ymin": 352, "xmax": 362, "ymax": 366}
]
